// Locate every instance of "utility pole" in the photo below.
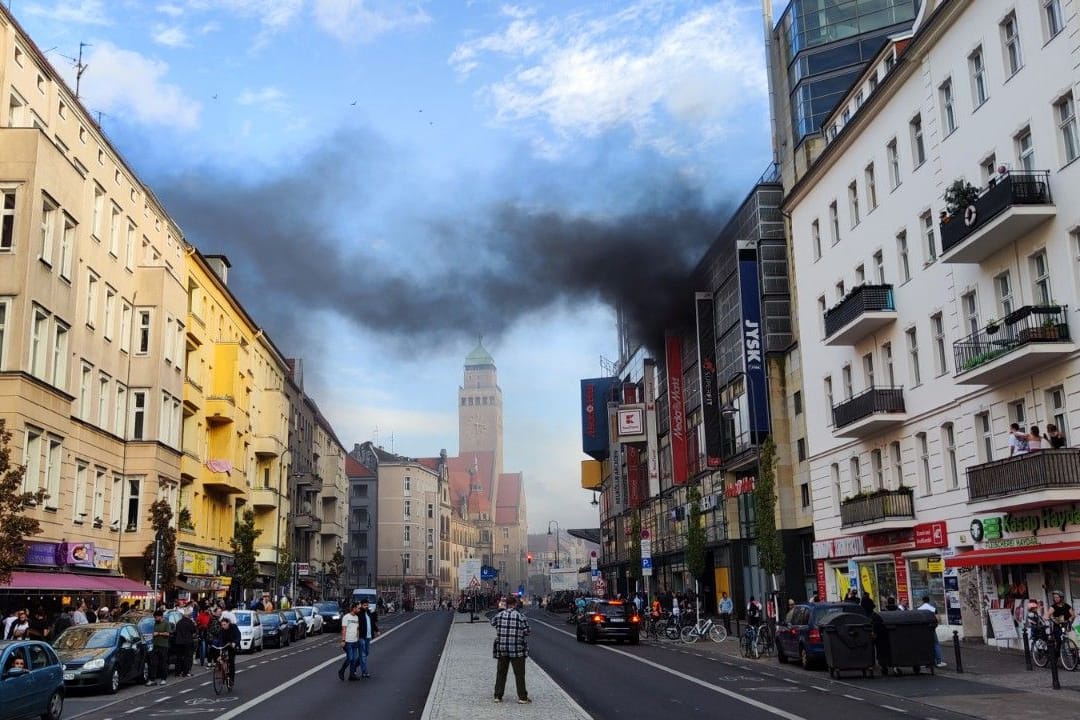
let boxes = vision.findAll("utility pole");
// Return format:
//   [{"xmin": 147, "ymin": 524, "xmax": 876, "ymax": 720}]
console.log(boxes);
[{"xmin": 152, "ymin": 529, "xmax": 162, "ymax": 607}]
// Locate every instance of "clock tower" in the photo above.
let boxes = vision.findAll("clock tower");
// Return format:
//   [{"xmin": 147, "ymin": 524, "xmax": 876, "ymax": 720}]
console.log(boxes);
[{"xmin": 458, "ymin": 340, "xmax": 503, "ymax": 474}]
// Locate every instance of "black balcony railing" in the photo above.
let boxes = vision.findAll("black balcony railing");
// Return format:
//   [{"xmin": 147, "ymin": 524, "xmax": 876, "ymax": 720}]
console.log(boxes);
[
  {"xmin": 841, "ymin": 487, "xmax": 914, "ymax": 527},
  {"xmin": 832, "ymin": 386, "xmax": 905, "ymax": 429},
  {"xmin": 954, "ymin": 305, "xmax": 1070, "ymax": 374},
  {"xmin": 823, "ymin": 284, "xmax": 895, "ymax": 339},
  {"xmin": 967, "ymin": 448, "xmax": 1080, "ymax": 502},
  {"xmin": 940, "ymin": 170, "xmax": 1053, "ymax": 254}
]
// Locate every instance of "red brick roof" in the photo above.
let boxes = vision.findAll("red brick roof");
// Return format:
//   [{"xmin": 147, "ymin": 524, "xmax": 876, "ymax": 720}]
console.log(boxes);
[{"xmin": 345, "ymin": 456, "xmax": 375, "ymax": 478}]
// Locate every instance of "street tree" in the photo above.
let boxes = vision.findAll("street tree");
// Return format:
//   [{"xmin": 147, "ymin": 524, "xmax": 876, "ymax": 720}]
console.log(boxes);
[
  {"xmin": 230, "ymin": 509, "xmax": 261, "ymax": 597},
  {"xmin": 0, "ymin": 420, "xmax": 47, "ymax": 586},
  {"xmin": 142, "ymin": 500, "xmax": 178, "ymax": 593},
  {"xmin": 754, "ymin": 435, "xmax": 785, "ymax": 581}
]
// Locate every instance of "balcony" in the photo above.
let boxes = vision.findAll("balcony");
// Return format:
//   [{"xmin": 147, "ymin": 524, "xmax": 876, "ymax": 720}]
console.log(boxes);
[
  {"xmin": 832, "ymin": 386, "xmax": 907, "ymax": 438},
  {"xmin": 294, "ymin": 473, "xmax": 323, "ymax": 493},
  {"xmin": 251, "ymin": 487, "xmax": 278, "ymax": 509},
  {"xmin": 940, "ymin": 171, "xmax": 1055, "ymax": 264},
  {"xmin": 967, "ymin": 449, "xmax": 1080, "ymax": 507},
  {"xmin": 202, "ymin": 460, "xmax": 247, "ymax": 495},
  {"xmin": 205, "ymin": 395, "xmax": 236, "ymax": 424},
  {"xmin": 291, "ymin": 512, "xmax": 322, "ymax": 533},
  {"xmin": 180, "ymin": 452, "xmax": 202, "ymax": 483},
  {"xmin": 823, "ymin": 284, "xmax": 897, "ymax": 346},
  {"xmin": 953, "ymin": 305, "xmax": 1074, "ymax": 385},
  {"xmin": 840, "ymin": 487, "xmax": 915, "ymax": 528},
  {"xmin": 253, "ymin": 434, "xmax": 284, "ymax": 458},
  {"xmin": 320, "ymin": 519, "xmax": 345, "ymax": 537}
]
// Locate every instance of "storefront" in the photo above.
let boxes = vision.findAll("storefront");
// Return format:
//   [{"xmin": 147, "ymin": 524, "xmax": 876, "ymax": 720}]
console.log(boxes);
[{"xmin": 175, "ymin": 546, "xmax": 232, "ymax": 603}]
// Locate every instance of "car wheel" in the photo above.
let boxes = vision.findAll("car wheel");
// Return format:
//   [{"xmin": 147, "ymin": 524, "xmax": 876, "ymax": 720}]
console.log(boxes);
[
  {"xmin": 107, "ymin": 667, "xmax": 121, "ymax": 694},
  {"xmin": 588, "ymin": 630, "xmax": 597, "ymax": 645},
  {"xmin": 629, "ymin": 634, "xmax": 640, "ymax": 645},
  {"xmin": 576, "ymin": 626, "xmax": 583, "ymax": 642},
  {"xmin": 800, "ymin": 645, "xmax": 812, "ymax": 670},
  {"xmin": 42, "ymin": 690, "xmax": 63, "ymax": 720},
  {"xmin": 777, "ymin": 644, "xmax": 789, "ymax": 664}
]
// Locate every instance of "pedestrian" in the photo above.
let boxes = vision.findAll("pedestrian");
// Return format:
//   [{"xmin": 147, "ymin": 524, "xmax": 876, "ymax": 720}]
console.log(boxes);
[
  {"xmin": 916, "ymin": 595, "xmax": 947, "ymax": 668},
  {"xmin": 174, "ymin": 608, "xmax": 196, "ymax": 677},
  {"xmin": 28, "ymin": 607, "xmax": 50, "ymax": 642},
  {"xmin": 1008, "ymin": 423, "xmax": 1029, "ymax": 456},
  {"xmin": 884, "ymin": 596, "xmax": 899, "ymax": 611},
  {"xmin": 1027, "ymin": 424, "xmax": 1044, "ymax": 451},
  {"xmin": 491, "ymin": 594, "xmax": 530, "ymax": 704},
  {"xmin": 746, "ymin": 596, "xmax": 762, "ymax": 628},
  {"xmin": 719, "ymin": 592, "xmax": 733, "ymax": 634},
  {"xmin": 338, "ymin": 603, "xmax": 361, "ymax": 681},
  {"xmin": 356, "ymin": 599, "xmax": 380, "ymax": 679},
  {"xmin": 671, "ymin": 594, "xmax": 681, "ymax": 627},
  {"xmin": 5, "ymin": 609, "xmax": 29, "ymax": 639},
  {"xmin": 860, "ymin": 591, "xmax": 876, "ymax": 617},
  {"xmin": 51, "ymin": 605, "xmax": 74, "ymax": 640},
  {"xmin": 1046, "ymin": 423, "xmax": 1067, "ymax": 448},
  {"xmin": 147, "ymin": 609, "xmax": 171, "ymax": 686},
  {"xmin": 72, "ymin": 601, "xmax": 89, "ymax": 625},
  {"xmin": 96, "ymin": 606, "xmax": 111, "ymax": 623}
]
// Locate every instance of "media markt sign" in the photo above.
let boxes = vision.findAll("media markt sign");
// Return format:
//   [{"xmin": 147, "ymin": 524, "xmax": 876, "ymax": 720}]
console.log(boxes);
[{"xmin": 970, "ymin": 504, "xmax": 1080, "ymax": 548}]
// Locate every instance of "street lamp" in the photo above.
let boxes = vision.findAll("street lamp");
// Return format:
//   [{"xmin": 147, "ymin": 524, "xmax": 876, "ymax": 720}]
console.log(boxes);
[
  {"xmin": 590, "ymin": 492, "xmax": 599, "ymax": 506},
  {"xmin": 400, "ymin": 552, "xmax": 407, "ymax": 608},
  {"xmin": 547, "ymin": 521, "xmax": 560, "ymax": 569}
]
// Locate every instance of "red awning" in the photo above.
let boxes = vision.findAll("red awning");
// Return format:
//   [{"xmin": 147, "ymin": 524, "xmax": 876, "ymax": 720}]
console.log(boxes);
[
  {"xmin": 946, "ymin": 540, "xmax": 1080, "ymax": 567},
  {"xmin": 1, "ymin": 571, "xmax": 152, "ymax": 597}
]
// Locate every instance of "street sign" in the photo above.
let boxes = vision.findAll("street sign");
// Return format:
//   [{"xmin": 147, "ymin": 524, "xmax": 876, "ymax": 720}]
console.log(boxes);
[
  {"xmin": 641, "ymin": 557, "xmax": 652, "ymax": 569},
  {"xmin": 640, "ymin": 539, "xmax": 652, "ymax": 559},
  {"xmin": 481, "ymin": 565, "xmax": 498, "ymax": 581},
  {"xmin": 458, "ymin": 559, "xmax": 483, "ymax": 590},
  {"xmin": 469, "ymin": 577, "xmax": 481, "ymax": 589}
]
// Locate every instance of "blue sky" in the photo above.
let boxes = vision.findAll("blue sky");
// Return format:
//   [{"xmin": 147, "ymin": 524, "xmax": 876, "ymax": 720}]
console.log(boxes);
[{"xmin": 17, "ymin": 0, "xmax": 773, "ymax": 531}]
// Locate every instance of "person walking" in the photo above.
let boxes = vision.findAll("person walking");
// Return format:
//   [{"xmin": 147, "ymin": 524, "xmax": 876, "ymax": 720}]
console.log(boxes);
[
  {"xmin": 356, "ymin": 598, "xmax": 380, "ymax": 678},
  {"xmin": 147, "ymin": 609, "xmax": 171, "ymax": 686},
  {"xmin": 338, "ymin": 603, "xmax": 361, "ymax": 681},
  {"xmin": 916, "ymin": 595, "xmax": 947, "ymax": 668},
  {"xmin": 491, "ymin": 594, "xmax": 530, "ymax": 704},
  {"xmin": 173, "ymin": 609, "xmax": 196, "ymax": 677},
  {"xmin": 719, "ymin": 592, "xmax": 733, "ymax": 635}
]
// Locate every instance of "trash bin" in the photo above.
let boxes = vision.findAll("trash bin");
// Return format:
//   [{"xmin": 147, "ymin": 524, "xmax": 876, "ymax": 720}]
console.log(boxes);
[
  {"xmin": 822, "ymin": 612, "xmax": 875, "ymax": 678},
  {"xmin": 874, "ymin": 610, "xmax": 937, "ymax": 675}
]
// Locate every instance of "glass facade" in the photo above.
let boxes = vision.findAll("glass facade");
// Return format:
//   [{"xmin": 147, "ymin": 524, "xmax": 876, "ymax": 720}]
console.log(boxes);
[{"xmin": 776, "ymin": 0, "xmax": 919, "ymax": 141}]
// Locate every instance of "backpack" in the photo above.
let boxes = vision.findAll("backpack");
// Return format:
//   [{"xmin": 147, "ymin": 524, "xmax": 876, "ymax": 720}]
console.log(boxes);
[{"xmin": 747, "ymin": 602, "xmax": 762, "ymax": 623}]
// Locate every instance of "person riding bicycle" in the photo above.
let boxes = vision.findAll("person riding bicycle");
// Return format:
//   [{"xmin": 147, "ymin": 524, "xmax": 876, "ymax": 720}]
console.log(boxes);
[
  {"xmin": 213, "ymin": 616, "xmax": 241, "ymax": 687},
  {"xmin": 1049, "ymin": 591, "xmax": 1076, "ymax": 639}
]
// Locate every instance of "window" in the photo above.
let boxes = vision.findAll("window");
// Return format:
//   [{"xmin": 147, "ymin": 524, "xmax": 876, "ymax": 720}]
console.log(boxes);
[
  {"xmin": 125, "ymin": 220, "xmax": 136, "ymax": 270},
  {"xmin": 939, "ymin": 79, "xmax": 956, "ymax": 135},
  {"xmin": 887, "ymin": 138, "xmax": 901, "ymax": 188},
  {"xmin": 823, "ymin": 377, "xmax": 834, "ymax": 424},
  {"xmin": 811, "ymin": 219, "xmax": 821, "ymax": 260},
  {"xmin": 1001, "ymin": 13, "xmax": 1023, "ymax": 76},
  {"xmin": 848, "ymin": 180, "xmax": 860, "ymax": 227},
  {"xmin": 110, "ymin": 474, "xmax": 123, "ymax": 525},
  {"xmin": 1016, "ymin": 128, "xmax": 1035, "ymax": 171},
  {"xmin": 427, "ymin": 502, "xmax": 434, "ymax": 519},
  {"xmin": 85, "ymin": 270, "xmax": 99, "ymax": 328},
  {"xmin": 841, "ymin": 365, "xmax": 853, "ymax": 399},
  {"xmin": 98, "ymin": 374, "xmax": 110, "ymax": 427},
  {"xmin": 922, "ymin": 212, "xmax": 936, "ymax": 263},
  {"xmin": 1031, "ymin": 251, "xmax": 1053, "ymax": 305},
  {"xmin": 975, "ymin": 412, "xmax": 993, "ymax": 463},
  {"xmin": 865, "ymin": 163, "xmax": 877, "ymax": 210},
  {"xmin": 855, "ymin": 264, "xmax": 865, "ymax": 285},
  {"xmin": 404, "ymin": 500, "xmax": 412, "ymax": 519},
  {"xmin": 931, "ymin": 313, "xmax": 947, "ymax": 376},
  {"xmin": 92, "ymin": 468, "xmax": 105, "ymax": 522},
  {"xmin": 79, "ymin": 363, "xmax": 92, "ymax": 419},
  {"xmin": 890, "ymin": 441, "xmax": 903, "ymax": 489},
  {"xmin": 906, "ymin": 327, "xmax": 921, "ymax": 386},
  {"xmin": 125, "ymin": 477, "xmax": 141, "ymax": 530},
  {"xmin": 44, "ymin": 436, "xmax": 61, "ymax": 508},
  {"xmin": 862, "ymin": 352, "xmax": 875, "ymax": 388},
  {"xmin": 882, "ymin": 343, "xmax": 895, "ymax": 386},
  {"xmin": 50, "ymin": 321, "xmax": 67, "ymax": 389},
  {"xmin": 1044, "ymin": 0, "xmax": 1064, "ymax": 40},
  {"xmin": 39, "ymin": 194, "xmax": 57, "ymax": 265},
  {"xmin": 831, "ymin": 463, "xmax": 841, "ymax": 509},
  {"xmin": 164, "ymin": 316, "xmax": 175, "ymax": 364},
  {"xmin": 1010, "ymin": 399, "xmax": 1026, "ymax": 426},
  {"xmin": 800, "ymin": 483, "xmax": 810, "ymax": 508},
  {"xmin": 59, "ymin": 216, "xmax": 74, "ymax": 280},
  {"xmin": 1055, "ymin": 93, "xmax": 1079, "ymax": 164},
  {"xmin": 969, "ymin": 47, "xmax": 988, "ymax": 107},
  {"xmin": 835, "ymin": 280, "xmax": 845, "ymax": 301},
  {"xmin": 404, "ymin": 475, "xmax": 411, "ymax": 494},
  {"xmin": 1047, "ymin": 386, "xmax": 1067, "ymax": 446},
  {"xmin": 402, "ymin": 554, "xmax": 411, "ymax": 574},
  {"xmin": 793, "ymin": 391, "xmax": 802, "ymax": 415},
  {"xmin": 74, "ymin": 462, "xmax": 89, "ymax": 520},
  {"xmin": 30, "ymin": 308, "xmax": 48, "ymax": 378},
  {"xmin": 916, "ymin": 432, "xmax": 930, "ymax": 495},
  {"xmin": 910, "ymin": 114, "xmax": 925, "ymax": 166},
  {"xmin": 114, "ymin": 383, "xmax": 127, "ymax": 436},
  {"xmin": 829, "ymin": 201, "xmax": 840, "ymax": 244},
  {"xmin": 136, "ymin": 310, "xmax": 151, "ymax": 354},
  {"xmin": 897, "ymin": 231, "xmax": 910, "ymax": 282},
  {"xmin": 1, "ymin": 188, "xmax": 14, "ymax": 251},
  {"xmin": 104, "ymin": 287, "xmax": 115, "ymax": 341},
  {"xmin": 91, "ymin": 185, "xmax": 104, "ymax": 240},
  {"xmin": 403, "ymin": 525, "xmax": 411, "ymax": 543},
  {"xmin": 0, "ymin": 297, "xmax": 8, "ymax": 370},
  {"xmin": 796, "ymin": 438, "xmax": 806, "ymax": 462},
  {"xmin": 849, "ymin": 457, "xmax": 862, "ymax": 493},
  {"xmin": 942, "ymin": 423, "xmax": 958, "ymax": 489},
  {"xmin": 995, "ymin": 271, "xmax": 1014, "ymax": 317},
  {"xmin": 120, "ymin": 302, "xmax": 132, "ymax": 352},
  {"xmin": 981, "ymin": 154, "xmax": 998, "ymax": 184},
  {"xmin": 108, "ymin": 205, "xmax": 120, "ymax": 256},
  {"xmin": 130, "ymin": 390, "xmax": 147, "ymax": 440},
  {"xmin": 817, "ymin": 296, "xmax": 827, "ymax": 338},
  {"xmin": 962, "ymin": 291, "xmax": 980, "ymax": 335},
  {"xmin": 873, "ymin": 251, "xmax": 884, "ymax": 284},
  {"xmin": 870, "ymin": 449, "xmax": 883, "ymax": 490},
  {"xmin": 427, "ymin": 527, "xmax": 434, "ymax": 548},
  {"xmin": 23, "ymin": 426, "xmax": 42, "ymax": 494}
]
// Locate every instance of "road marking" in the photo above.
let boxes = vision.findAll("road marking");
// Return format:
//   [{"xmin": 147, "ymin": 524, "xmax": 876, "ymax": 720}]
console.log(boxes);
[
  {"xmin": 177, "ymin": 688, "xmax": 192, "ymax": 694},
  {"xmin": 880, "ymin": 706, "xmax": 907, "ymax": 714},
  {"xmin": 154, "ymin": 696, "xmax": 171, "ymax": 703},
  {"xmin": 842, "ymin": 694, "xmax": 861, "ymax": 701},
  {"xmin": 811, "ymin": 686, "xmax": 829, "ymax": 692},
  {"xmin": 200, "ymin": 681, "xmax": 211, "ymax": 686},
  {"xmin": 783, "ymin": 678, "xmax": 799, "ymax": 684},
  {"xmin": 125, "ymin": 707, "xmax": 146, "ymax": 714}
]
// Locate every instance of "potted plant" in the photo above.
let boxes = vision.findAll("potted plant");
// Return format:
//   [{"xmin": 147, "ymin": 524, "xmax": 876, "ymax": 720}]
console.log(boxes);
[
  {"xmin": 943, "ymin": 178, "xmax": 980, "ymax": 219},
  {"xmin": 985, "ymin": 317, "xmax": 999, "ymax": 335}
]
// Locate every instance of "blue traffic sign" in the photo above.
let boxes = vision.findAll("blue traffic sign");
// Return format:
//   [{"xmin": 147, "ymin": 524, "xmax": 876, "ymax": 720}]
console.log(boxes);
[
  {"xmin": 481, "ymin": 565, "xmax": 498, "ymax": 580},
  {"xmin": 641, "ymin": 558, "xmax": 653, "ymax": 569}
]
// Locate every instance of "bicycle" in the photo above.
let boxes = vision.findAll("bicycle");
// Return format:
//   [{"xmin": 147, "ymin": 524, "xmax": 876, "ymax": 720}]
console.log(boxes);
[
  {"xmin": 741, "ymin": 624, "xmax": 760, "ymax": 658},
  {"xmin": 680, "ymin": 615, "xmax": 728, "ymax": 644},
  {"xmin": 757, "ymin": 623, "xmax": 775, "ymax": 657},
  {"xmin": 643, "ymin": 614, "xmax": 668, "ymax": 641},
  {"xmin": 210, "ymin": 642, "xmax": 234, "ymax": 695}
]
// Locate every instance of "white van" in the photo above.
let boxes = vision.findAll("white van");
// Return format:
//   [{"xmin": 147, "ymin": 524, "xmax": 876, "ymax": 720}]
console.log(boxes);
[
  {"xmin": 350, "ymin": 588, "xmax": 378, "ymax": 612},
  {"xmin": 232, "ymin": 609, "xmax": 263, "ymax": 653}
]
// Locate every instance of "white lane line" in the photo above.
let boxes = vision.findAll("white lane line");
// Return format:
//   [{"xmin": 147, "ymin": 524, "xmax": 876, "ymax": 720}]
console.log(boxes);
[
  {"xmin": 200, "ymin": 681, "xmax": 211, "ymax": 686},
  {"xmin": 214, "ymin": 613, "xmax": 422, "ymax": 720},
  {"xmin": 177, "ymin": 688, "xmax": 193, "ymax": 694},
  {"xmin": 842, "ymin": 694, "xmax": 861, "ymax": 701},
  {"xmin": 783, "ymin": 678, "xmax": 799, "ymax": 684},
  {"xmin": 153, "ymin": 696, "xmax": 171, "ymax": 703},
  {"xmin": 124, "ymin": 707, "xmax": 145, "ymax": 714},
  {"xmin": 810, "ymin": 686, "xmax": 829, "ymax": 692},
  {"xmin": 880, "ymin": 706, "xmax": 907, "ymax": 714}
]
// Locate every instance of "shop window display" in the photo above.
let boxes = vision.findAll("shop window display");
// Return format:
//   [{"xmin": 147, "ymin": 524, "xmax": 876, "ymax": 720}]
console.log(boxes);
[{"xmin": 908, "ymin": 556, "xmax": 944, "ymax": 613}]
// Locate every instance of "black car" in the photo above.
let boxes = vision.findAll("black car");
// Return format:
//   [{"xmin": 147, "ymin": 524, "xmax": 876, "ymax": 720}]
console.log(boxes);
[
  {"xmin": 53, "ymin": 623, "xmax": 148, "ymax": 694},
  {"xmin": 314, "ymin": 601, "xmax": 343, "ymax": 632},
  {"xmin": 575, "ymin": 599, "xmax": 640, "ymax": 645},
  {"xmin": 775, "ymin": 602, "xmax": 862, "ymax": 669},
  {"xmin": 281, "ymin": 610, "xmax": 306, "ymax": 642},
  {"xmin": 258, "ymin": 612, "xmax": 290, "ymax": 648}
]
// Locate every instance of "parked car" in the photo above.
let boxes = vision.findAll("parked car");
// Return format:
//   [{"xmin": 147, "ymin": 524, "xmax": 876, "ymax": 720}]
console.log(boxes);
[
  {"xmin": 575, "ymin": 599, "xmax": 640, "ymax": 645},
  {"xmin": 281, "ymin": 610, "xmax": 307, "ymax": 642},
  {"xmin": 53, "ymin": 623, "xmax": 148, "ymax": 694},
  {"xmin": 0, "ymin": 639, "xmax": 65, "ymax": 720},
  {"xmin": 775, "ymin": 602, "xmax": 862, "ymax": 669},
  {"xmin": 257, "ymin": 612, "xmax": 290, "ymax": 648},
  {"xmin": 294, "ymin": 607, "xmax": 324, "ymax": 635},
  {"xmin": 231, "ymin": 610, "xmax": 263, "ymax": 653},
  {"xmin": 118, "ymin": 610, "xmax": 184, "ymax": 669},
  {"xmin": 313, "ymin": 601, "xmax": 343, "ymax": 632}
]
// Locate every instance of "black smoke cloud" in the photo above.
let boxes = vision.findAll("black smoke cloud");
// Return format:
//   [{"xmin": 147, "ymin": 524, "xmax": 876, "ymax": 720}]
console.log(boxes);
[{"xmin": 152, "ymin": 130, "xmax": 731, "ymax": 360}]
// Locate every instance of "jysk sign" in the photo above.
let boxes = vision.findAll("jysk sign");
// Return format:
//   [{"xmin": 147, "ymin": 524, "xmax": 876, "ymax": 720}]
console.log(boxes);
[
  {"xmin": 695, "ymin": 293, "xmax": 722, "ymax": 468},
  {"xmin": 738, "ymin": 247, "xmax": 769, "ymax": 437}
]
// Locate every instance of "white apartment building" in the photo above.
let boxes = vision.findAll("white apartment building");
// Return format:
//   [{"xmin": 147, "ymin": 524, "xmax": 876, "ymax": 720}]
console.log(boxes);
[{"xmin": 786, "ymin": 0, "xmax": 1080, "ymax": 643}]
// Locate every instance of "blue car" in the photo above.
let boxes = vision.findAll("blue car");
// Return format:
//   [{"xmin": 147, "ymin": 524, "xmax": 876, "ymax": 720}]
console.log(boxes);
[
  {"xmin": 775, "ymin": 602, "xmax": 862, "ymax": 669},
  {"xmin": 0, "ymin": 639, "xmax": 65, "ymax": 720}
]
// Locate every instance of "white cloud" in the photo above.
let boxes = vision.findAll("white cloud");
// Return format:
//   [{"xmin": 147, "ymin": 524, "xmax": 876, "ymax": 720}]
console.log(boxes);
[
  {"xmin": 156, "ymin": 3, "xmax": 184, "ymax": 17},
  {"xmin": 24, "ymin": 0, "xmax": 111, "ymax": 25},
  {"xmin": 152, "ymin": 25, "xmax": 189, "ymax": 47},
  {"xmin": 187, "ymin": 0, "xmax": 303, "ymax": 30},
  {"xmin": 74, "ymin": 42, "xmax": 200, "ymax": 130},
  {"xmin": 312, "ymin": 0, "xmax": 432, "ymax": 44},
  {"xmin": 237, "ymin": 86, "xmax": 287, "ymax": 110},
  {"xmin": 451, "ymin": 1, "xmax": 767, "ymax": 158}
]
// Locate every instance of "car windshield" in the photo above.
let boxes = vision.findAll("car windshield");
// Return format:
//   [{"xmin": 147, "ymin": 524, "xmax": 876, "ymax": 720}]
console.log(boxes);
[
  {"xmin": 297, "ymin": 608, "xmax": 312, "ymax": 617},
  {"xmin": 315, "ymin": 602, "xmax": 340, "ymax": 613},
  {"xmin": 596, "ymin": 603, "xmax": 629, "ymax": 617},
  {"xmin": 283, "ymin": 611, "xmax": 297, "ymax": 621},
  {"xmin": 55, "ymin": 627, "xmax": 118, "ymax": 650},
  {"xmin": 234, "ymin": 614, "xmax": 252, "ymax": 627},
  {"xmin": 258, "ymin": 614, "xmax": 280, "ymax": 626}
]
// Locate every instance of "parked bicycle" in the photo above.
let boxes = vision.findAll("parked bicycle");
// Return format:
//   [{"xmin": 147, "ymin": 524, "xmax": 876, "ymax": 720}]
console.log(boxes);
[
  {"xmin": 681, "ymin": 616, "xmax": 727, "ymax": 644},
  {"xmin": 1034, "ymin": 622, "xmax": 1080, "ymax": 672},
  {"xmin": 740, "ymin": 622, "xmax": 773, "ymax": 658}
]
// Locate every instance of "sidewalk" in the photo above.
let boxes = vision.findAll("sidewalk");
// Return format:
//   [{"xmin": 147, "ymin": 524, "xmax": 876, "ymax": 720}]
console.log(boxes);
[{"xmin": 420, "ymin": 613, "xmax": 591, "ymax": 720}]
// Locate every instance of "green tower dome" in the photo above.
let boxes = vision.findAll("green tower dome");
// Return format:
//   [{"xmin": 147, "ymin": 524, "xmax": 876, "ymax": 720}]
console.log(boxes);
[{"xmin": 465, "ymin": 340, "xmax": 494, "ymax": 366}]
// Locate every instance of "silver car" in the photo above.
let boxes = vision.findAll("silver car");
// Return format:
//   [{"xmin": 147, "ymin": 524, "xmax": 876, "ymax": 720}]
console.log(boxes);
[{"xmin": 294, "ymin": 607, "xmax": 324, "ymax": 635}]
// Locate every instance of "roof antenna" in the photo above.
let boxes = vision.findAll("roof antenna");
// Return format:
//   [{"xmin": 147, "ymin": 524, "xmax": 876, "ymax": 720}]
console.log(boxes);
[{"xmin": 74, "ymin": 42, "xmax": 91, "ymax": 99}]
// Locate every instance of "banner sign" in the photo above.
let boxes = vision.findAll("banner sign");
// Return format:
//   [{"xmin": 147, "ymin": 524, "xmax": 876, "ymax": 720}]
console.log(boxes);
[
  {"xmin": 581, "ymin": 378, "xmax": 618, "ymax": 460},
  {"xmin": 56, "ymin": 542, "xmax": 95, "ymax": 567},
  {"xmin": 608, "ymin": 402, "xmax": 627, "ymax": 514},
  {"xmin": 94, "ymin": 547, "xmax": 117, "ymax": 571},
  {"xmin": 617, "ymin": 405, "xmax": 647, "ymax": 443},
  {"xmin": 625, "ymin": 445, "xmax": 644, "ymax": 509},
  {"xmin": 738, "ymin": 248, "xmax": 770, "ymax": 436},
  {"xmin": 695, "ymin": 293, "xmax": 722, "ymax": 467},
  {"xmin": 550, "ymin": 569, "xmax": 579, "ymax": 592},
  {"xmin": 643, "ymin": 361, "xmax": 661, "ymax": 497},
  {"xmin": 179, "ymin": 548, "xmax": 219, "ymax": 576},
  {"xmin": 914, "ymin": 521, "xmax": 948, "ymax": 549},
  {"xmin": 665, "ymin": 335, "xmax": 688, "ymax": 486},
  {"xmin": 25, "ymin": 542, "xmax": 59, "ymax": 566},
  {"xmin": 725, "ymin": 475, "xmax": 755, "ymax": 499}
]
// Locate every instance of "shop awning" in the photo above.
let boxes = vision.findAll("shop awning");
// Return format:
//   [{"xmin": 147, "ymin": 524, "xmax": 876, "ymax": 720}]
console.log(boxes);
[
  {"xmin": 946, "ymin": 541, "xmax": 1080, "ymax": 567},
  {"xmin": 94, "ymin": 576, "xmax": 154, "ymax": 598},
  {"xmin": 0, "ymin": 571, "xmax": 153, "ymax": 597}
]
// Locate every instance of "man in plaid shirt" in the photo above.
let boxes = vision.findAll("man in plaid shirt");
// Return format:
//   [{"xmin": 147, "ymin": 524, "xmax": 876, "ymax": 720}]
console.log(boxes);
[{"xmin": 491, "ymin": 595, "xmax": 530, "ymax": 704}]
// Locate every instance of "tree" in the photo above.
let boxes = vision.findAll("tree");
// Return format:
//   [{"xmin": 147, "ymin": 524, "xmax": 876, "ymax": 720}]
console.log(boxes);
[
  {"xmin": 685, "ymin": 484, "xmax": 706, "ymax": 581},
  {"xmin": 142, "ymin": 500, "xmax": 178, "ymax": 594},
  {"xmin": 755, "ymin": 435, "xmax": 785, "ymax": 579},
  {"xmin": 230, "ymin": 509, "xmax": 261, "ymax": 597},
  {"xmin": 275, "ymin": 537, "xmax": 293, "ymax": 591},
  {"xmin": 328, "ymin": 544, "xmax": 345, "ymax": 592},
  {"xmin": 0, "ymin": 420, "xmax": 47, "ymax": 586}
]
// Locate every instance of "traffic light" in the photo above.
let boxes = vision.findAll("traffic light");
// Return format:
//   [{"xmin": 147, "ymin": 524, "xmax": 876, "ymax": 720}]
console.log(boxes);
[{"xmin": 527, "ymin": 553, "xmax": 533, "ymax": 564}]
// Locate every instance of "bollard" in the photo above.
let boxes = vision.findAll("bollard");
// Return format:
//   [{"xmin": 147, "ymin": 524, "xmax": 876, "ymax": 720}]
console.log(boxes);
[
  {"xmin": 735, "ymin": 616, "xmax": 741, "ymax": 640},
  {"xmin": 1050, "ymin": 630, "xmax": 1062, "ymax": 689},
  {"xmin": 952, "ymin": 631, "xmax": 963, "ymax": 674},
  {"xmin": 1023, "ymin": 628, "xmax": 1033, "ymax": 671}
]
